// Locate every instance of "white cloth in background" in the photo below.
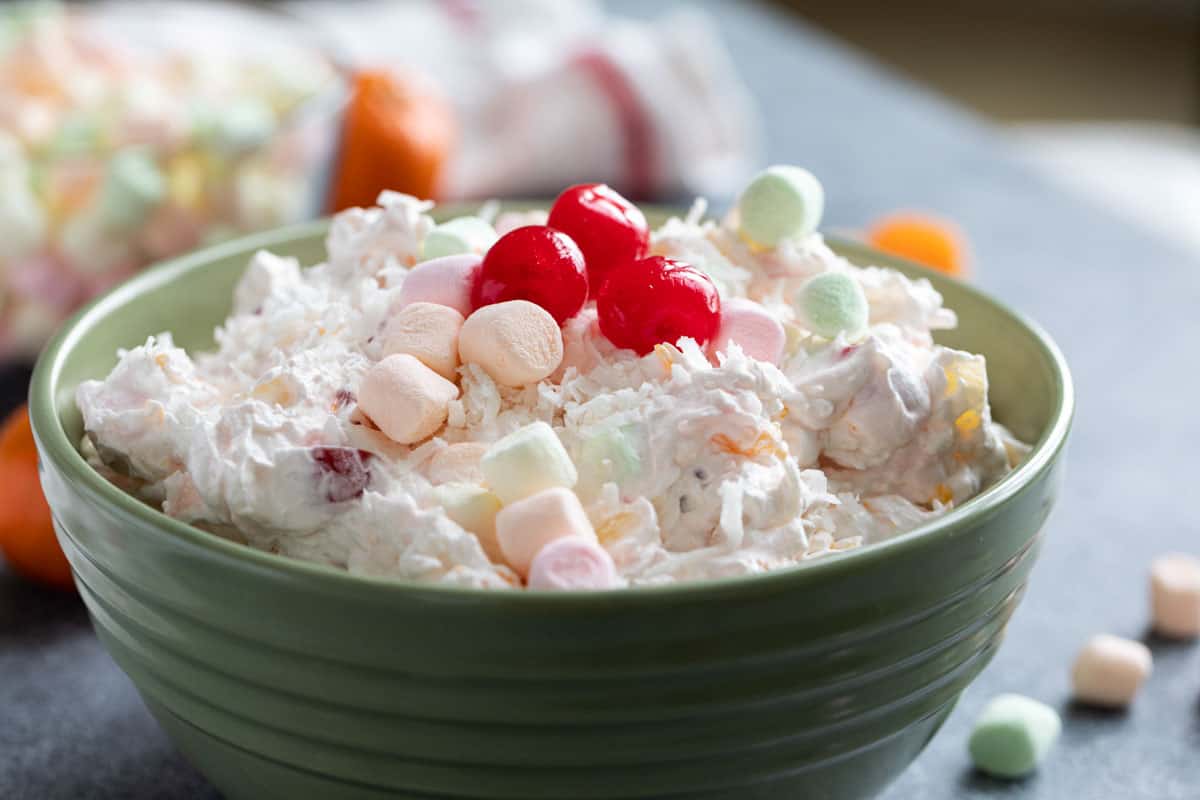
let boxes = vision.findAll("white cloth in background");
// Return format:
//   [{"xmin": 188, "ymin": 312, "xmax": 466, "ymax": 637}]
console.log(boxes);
[{"xmin": 292, "ymin": 0, "xmax": 762, "ymax": 200}]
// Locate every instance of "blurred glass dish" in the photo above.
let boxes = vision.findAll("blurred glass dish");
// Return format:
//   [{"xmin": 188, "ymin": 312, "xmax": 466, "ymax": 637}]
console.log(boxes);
[{"xmin": 0, "ymin": 1, "xmax": 343, "ymax": 361}]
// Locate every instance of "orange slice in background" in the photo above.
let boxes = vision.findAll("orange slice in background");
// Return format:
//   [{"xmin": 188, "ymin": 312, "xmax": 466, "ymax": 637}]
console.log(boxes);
[
  {"xmin": 0, "ymin": 405, "xmax": 74, "ymax": 591},
  {"xmin": 867, "ymin": 213, "xmax": 969, "ymax": 278},
  {"xmin": 329, "ymin": 69, "xmax": 456, "ymax": 211}
]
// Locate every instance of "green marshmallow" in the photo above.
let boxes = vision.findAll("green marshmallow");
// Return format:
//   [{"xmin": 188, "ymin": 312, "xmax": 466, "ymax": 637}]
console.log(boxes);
[
  {"xmin": 97, "ymin": 148, "xmax": 165, "ymax": 230},
  {"xmin": 968, "ymin": 694, "xmax": 1061, "ymax": 779},
  {"xmin": 578, "ymin": 426, "xmax": 642, "ymax": 491},
  {"xmin": 795, "ymin": 272, "xmax": 869, "ymax": 339},
  {"xmin": 48, "ymin": 114, "xmax": 102, "ymax": 157},
  {"xmin": 214, "ymin": 100, "xmax": 276, "ymax": 155},
  {"xmin": 422, "ymin": 216, "xmax": 497, "ymax": 261},
  {"xmin": 736, "ymin": 165, "xmax": 824, "ymax": 249}
]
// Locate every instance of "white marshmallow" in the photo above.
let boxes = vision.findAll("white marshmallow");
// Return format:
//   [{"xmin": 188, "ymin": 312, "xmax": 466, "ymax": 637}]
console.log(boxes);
[
  {"xmin": 1071, "ymin": 635, "xmax": 1152, "ymax": 708},
  {"xmin": 396, "ymin": 254, "xmax": 480, "ymax": 317},
  {"xmin": 1151, "ymin": 554, "xmax": 1200, "ymax": 638},
  {"xmin": 357, "ymin": 354, "xmax": 459, "ymax": 445},
  {"xmin": 426, "ymin": 442, "xmax": 489, "ymax": 485},
  {"xmin": 527, "ymin": 535, "xmax": 619, "ymax": 591},
  {"xmin": 480, "ymin": 421, "xmax": 577, "ymax": 504},
  {"xmin": 495, "ymin": 487, "xmax": 595, "ymax": 577},
  {"xmin": 382, "ymin": 301, "xmax": 465, "ymax": 380},
  {"xmin": 459, "ymin": 300, "xmax": 563, "ymax": 387},
  {"xmin": 433, "ymin": 483, "xmax": 503, "ymax": 563}
]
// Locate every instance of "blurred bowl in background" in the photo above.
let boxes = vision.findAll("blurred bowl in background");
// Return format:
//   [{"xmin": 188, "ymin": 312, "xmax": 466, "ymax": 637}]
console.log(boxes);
[{"xmin": 0, "ymin": 1, "xmax": 344, "ymax": 362}]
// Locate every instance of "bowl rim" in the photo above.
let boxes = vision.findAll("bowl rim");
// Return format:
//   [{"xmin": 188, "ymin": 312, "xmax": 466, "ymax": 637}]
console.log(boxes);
[{"xmin": 29, "ymin": 217, "xmax": 1074, "ymax": 606}]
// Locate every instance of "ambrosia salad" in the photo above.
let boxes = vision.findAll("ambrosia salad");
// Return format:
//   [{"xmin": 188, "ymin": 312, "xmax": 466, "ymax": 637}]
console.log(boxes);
[{"xmin": 77, "ymin": 167, "xmax": 1025, "ymax": 590}]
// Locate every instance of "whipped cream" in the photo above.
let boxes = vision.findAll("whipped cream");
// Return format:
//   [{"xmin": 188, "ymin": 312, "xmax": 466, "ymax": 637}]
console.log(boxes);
[{"xmin": 78, "ymin": 191, "xmax": 1025, "ymax": 589}]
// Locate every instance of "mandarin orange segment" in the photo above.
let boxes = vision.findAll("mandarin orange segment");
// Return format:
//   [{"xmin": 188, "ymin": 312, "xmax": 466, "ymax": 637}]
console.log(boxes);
[{"xmin": 0, "ymin": 406, "xmax": 74, "ymax": 590}]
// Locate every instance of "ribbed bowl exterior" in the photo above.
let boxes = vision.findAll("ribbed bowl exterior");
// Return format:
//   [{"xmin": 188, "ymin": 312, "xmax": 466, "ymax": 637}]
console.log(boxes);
[{"xmin": 31, "ymin": 221, "xmax": 1072, "ymax": 800}]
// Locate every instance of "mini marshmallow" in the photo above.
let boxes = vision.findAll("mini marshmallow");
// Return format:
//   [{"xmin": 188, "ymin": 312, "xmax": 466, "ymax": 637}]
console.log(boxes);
[
  {"xmin": 795, "ymin": 272, "xmax": 869, "ymax": 340},
  {"xmin": 1150, "ymin": 553, "xmax": 1200, "ymax": 638},
  {"xmin": 968, "ymin": 694, "xmax": 1060, "ymax": 779},
  {"xmin": 382, "ymin": 301, "xmax": 465, "ymax": 380},
  {"xmin": 97, "ymin": 148, "xmax": 166, "ymax": 229},
  {"xmin": 495, "ymin": 487, "xmax": 595, "ymax": 576},
  {"xmin": 433, "ymin": 483, "xmax": 503, "ymax": 562},
  {"xmin": 459, "ymin": 300, "xmax": 563, "ymax": 387},
  {"xmin": 710, "ymin": 297, "xmax": 786, "ymax": 364},
  {"xmin": 736, "ymin": 165, "xmax": 824, "ymax": 249},
  {"xmin": 426, "ymin": 442, "xmax": 489, "ymax": 485},
  {"xmin": 357, "ymin": 354, "xmax": 459, "ymax": 445},
  {"xmin": 576, "ymin": 426, "xmax": 641, "ymax": 501},
  {"xmin": 213, "ymin": 99, "xmax": 276, "ymax": 155},
  {"xmin": 527, "ymin": 535, "xmax": 619, "ymax": 590},
  {"xmin": 395, "ymin": 253, "xmax": 480, "ymax": 317},
  {"xmin": 422, "ymin": 216, "xmax": 497, "ymax": 261},
  {"xmin": 1071, "ymin": 634, "xmax": 1152, "ymax": 708},
  {"xmin": 481, "ymin": 421, "xmax": 577, "ymax": 504}
]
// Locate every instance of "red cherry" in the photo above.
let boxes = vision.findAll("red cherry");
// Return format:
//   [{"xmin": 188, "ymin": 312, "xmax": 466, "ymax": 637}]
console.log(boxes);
[
  {"xmin": 596, "ymin": 256, "xmax": 721, "ymax": 355},
  {"xmin": 548, "ymin": 183, "xmax": 648, "ymax": 296},
  {"xmin": 471, "ymin": 225, "xmax": 588, "ymax": 325},
  {"xmin": 311, "ymin": 447, "xmax": 373, "ymax": 503}
]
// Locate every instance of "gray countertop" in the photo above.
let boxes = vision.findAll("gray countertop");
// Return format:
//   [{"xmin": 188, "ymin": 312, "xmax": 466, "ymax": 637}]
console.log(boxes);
[{"xmin": 4, "ymin": 2, "xmax": 1199, "ymax": 798}]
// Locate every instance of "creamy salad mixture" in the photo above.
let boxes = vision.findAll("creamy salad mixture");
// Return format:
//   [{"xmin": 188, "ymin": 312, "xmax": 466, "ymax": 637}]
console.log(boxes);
[{"xmin": 77, "ymin": 168, "xmax": 1025, "ymax": 589}]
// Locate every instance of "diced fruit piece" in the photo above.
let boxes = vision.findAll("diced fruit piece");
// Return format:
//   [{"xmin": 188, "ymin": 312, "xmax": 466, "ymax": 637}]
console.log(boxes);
[
  {"xmin": 310, "ymin": 447, "xmax": 373, "ymax": 503},
  {"xmin": 596, "ymin": 255, "xmax": 720, "ymax": 355},
  {"xmin": 547, "ymin": 183, "xmax": 648, "ymax": 295},
  {"xmin": 471, "ymin": 225, "xmax": 587, "ymax": 325}
]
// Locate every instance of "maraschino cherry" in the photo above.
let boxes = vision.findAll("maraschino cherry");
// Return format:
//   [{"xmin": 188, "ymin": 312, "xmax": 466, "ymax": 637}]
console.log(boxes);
[
  {"xmin": 596, "ymin": 256, "xmax": 721, "ymax": 355},
  {"xmin": 471, "ymin": 225, "xmax": 587, "ymax": 325},
  {"xmin": 547, "ymin": 184, "xmax": 648, "ymax": 295}
]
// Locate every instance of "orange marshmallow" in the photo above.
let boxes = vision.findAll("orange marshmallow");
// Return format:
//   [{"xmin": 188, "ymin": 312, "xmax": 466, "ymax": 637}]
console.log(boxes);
[
  {"xmin": 426, "ymin": 442, "xmax": 489, "ymax": 485},
  {"xmin": 1151, "ymin": 554, "xmax": 1200, "ymax": 638},
  {"xmin": 459, "ymin": 300, "xmax": 563, "ymax": 387},
  {"xmin": 357, "ymin": 354, "xmax": 459, "ymax": 445},
  {"xmin": 382, "ymin": 301, "xmax": 465, "ymax": 380},
  {"xmin": 1071, "ymin": 635, "xmax": 1152, "ymax": 708}
]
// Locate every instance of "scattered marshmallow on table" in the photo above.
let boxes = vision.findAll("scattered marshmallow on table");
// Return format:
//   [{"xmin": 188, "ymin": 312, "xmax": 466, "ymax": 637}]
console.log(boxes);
[
  {"xmin": 495, "ymin": 487, "xmax": 596, "ymax": 577},
  {"xmin": 527, "ymin": 535, "xmax": 618, "ymax": 591},
  {"xmin": 357, "ymin": 354, "xmax": 459, "ymax": 445},
  {"xmin": 459, "ymin": 299, "xmax": 564, "ymax": 387},
  {"xmin": 433, "ymin": 483, "xmax": 503, "ymax": 563},
  {"xmin": 382, "ymin": 301, "xmax": 465, "ymax": 380},
  {"xmin": 710, "ymin": 297, "xmax": 786, "ymax": 365},
  {"xmin": 395, "ymin": 253, "xmax": 480, "ymax": 317},
  {"xmin": 422, "ymin": 216, "xmax": 497, "ymax": 261},
  {"xmin": 1150, "ymin": 553, "xmax": 1200, "ymax": 638},
  {"xmin": 736, "ymin": 164, "xmax": 824, "ymax": 249},
  {"xmin": 795, "ymin": 272, "xmax": 869, "ymax": 340},
  {"xmin": 1071, "ymin": 634, "xmax": 1152, "ymax": 708},
  {"xmin": 968, "ymin": 693, "xmax": 1060, "ymax": 779},
  {"xmin": 480, "ymin": 421, "xmax": 578, "ymax": 504}
]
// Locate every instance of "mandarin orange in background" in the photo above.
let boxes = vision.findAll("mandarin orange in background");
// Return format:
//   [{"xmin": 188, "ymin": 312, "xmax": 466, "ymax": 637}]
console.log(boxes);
[
  {"xmin": 0, "ymin": 405, "xmax": 74, "ymax": 590},
  {"xmin": 329, "ymin": 69, "xmax": 456, "ymax": 211},
  {"xmin": 868, "ymin": 212, "xmax": 969, "ymax": 277}
]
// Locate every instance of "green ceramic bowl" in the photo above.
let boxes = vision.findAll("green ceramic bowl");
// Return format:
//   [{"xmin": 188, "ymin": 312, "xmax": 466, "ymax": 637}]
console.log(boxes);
[{"xmin": 29, "ymin": 214, "xmax": 1072, "ymax": 800}]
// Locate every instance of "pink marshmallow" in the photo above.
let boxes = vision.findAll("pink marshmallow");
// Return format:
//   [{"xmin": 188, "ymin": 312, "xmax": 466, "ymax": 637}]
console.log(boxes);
[
  {"xmin": 710, "ymin": 297, "xmax": 785, "ymax": 365},
  {"xmin": 527, "ymin": 536, "xmax": 619, "ymax": 591},
  {"xmin": 357, "ymin": 354, "xmax": 460, "ymax": 445},
  {"xmin": 495, "ymin": 487, "xmax": 595, "ymax": 577},
  {"xmin": 396, "ymin": 254, "xmax": 481, "ymax": 317}
]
